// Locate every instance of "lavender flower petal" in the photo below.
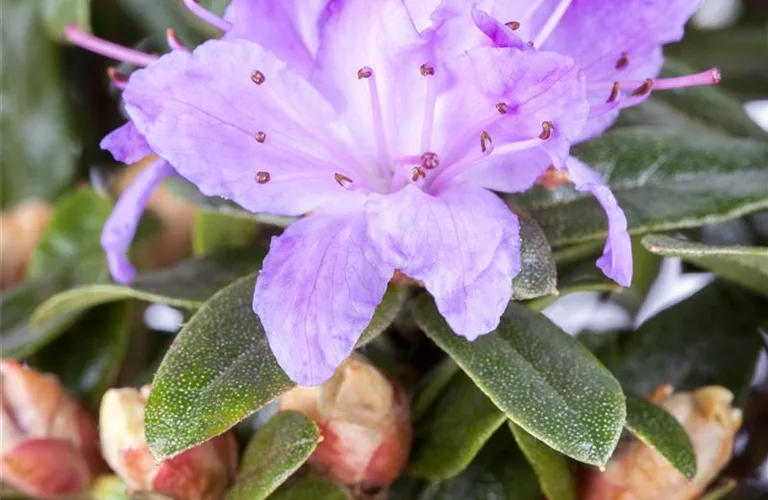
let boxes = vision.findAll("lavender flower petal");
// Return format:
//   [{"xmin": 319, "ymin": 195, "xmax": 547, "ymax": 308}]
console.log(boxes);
[{"xmin": 100, "ymin": 122, "xmax": 153, "ymax": 164}]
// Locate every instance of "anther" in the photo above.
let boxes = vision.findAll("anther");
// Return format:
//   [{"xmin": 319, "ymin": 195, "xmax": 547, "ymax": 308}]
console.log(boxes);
[
  {"xmin": 335, "ymin": 173, "xmax": 353, "ymax": 187},
  {"xmin": 255, "ymin": 131, "xmax": 266, "ymax": 143},
  {"xmin": 495, "ymin": 102, "xmax": 509, "ymax": 114},
  {"xmin": 536, "ymin": 165, "xmax": 571, "ymax": 190},
  {"xmin": 420, "ymin": 152, "xmax": 440, "ymax": 170},
  {"xmin": 251, "ymin": 71, "xmax": 265, "ymax": 85},
  {"xmin": 107, "ymin": 67, "xmax": 129, "ymax": 88},
  {"xmin": 255, "ymin": 171, "xmax": 271, "ymax": 184},
  {"xmin": 357, "ymin": 67, "xmax": 373, "ymax": 79},
  {"xmin": 505, "ymin": 21, "xmax": 521, "ymax": 30},
  {"xmin": 616, "ymin": 52, "xmax": 629, "ymax": 70},
  {"xmin": 527, "ymin": 41, "xmax": 534, "ymax": 47},
  {"xmin": 166, "ymin": 28, "xmax": 186, "ymax": 51},
  {"xmin": 607, "ymin": 82, "xmax": 621, "ymax": 103},
  {"xmin": 411, "ymin": 167, "xmax": 426, "ymax": 182},
  {"xmin": 539, "ymin": 121, "xmax": 554, "ymax": 140},
  {"xmin": 631, "ymin": 78, "xmax": 654, "ymax": 97},
  {"xmin": 480, "ymin": 131, "xmax": 493, "ymax": 153},
  {"xmin": 420, "ymin": 64, "xmax": 435, "ymax": 77}
]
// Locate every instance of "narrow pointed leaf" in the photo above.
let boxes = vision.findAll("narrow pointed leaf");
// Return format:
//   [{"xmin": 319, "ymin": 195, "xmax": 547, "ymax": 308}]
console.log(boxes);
[
  {"xmin": 411, "ymin": 296, "xmax": 626, "ymax": 466},
  {"xmin": 508, "ymin": 422, "xmax": 575, "ymax": 500}
]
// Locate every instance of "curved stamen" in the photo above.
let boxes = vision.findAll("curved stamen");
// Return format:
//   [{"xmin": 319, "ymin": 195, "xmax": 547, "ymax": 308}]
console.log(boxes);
[
  {"xmin": 358, "ymin": 67, "xmax": 391, "ymax": 174},
  {"xmin": 182, "ymin": 0, "xmax": 232, "ymax": 32},
  {"xmin": 420, "ymin": 64, "xmax": 438, "ymax": 152},
  {"xmin": 532, "ymin": 0, "xmax": 573, "ymax": 47},
  {"xmin": 166, "ymin": 28, "xmax": 188, "ymax": 51},
  {"xmin": 64, "ymin": 25, "xmax": 158, "ymax": 67}
]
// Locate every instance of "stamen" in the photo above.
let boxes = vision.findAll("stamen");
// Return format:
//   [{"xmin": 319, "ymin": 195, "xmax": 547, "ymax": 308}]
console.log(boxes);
[
  {"xmin": 255, "ymin": 171, "xmax": 271, "ymax": 184},
  {"xmin": 251, "ymin": 71, "xmax": 265, "ymax": 85},
  {"xmin": 182, "ymin": 0, "xmax": 232, "ymax": 32},
  {"xmin": 64, "ymin": 24, "xmax": 158, "ymax": 67},
  {"xmin": 607, "ymin": 82, "xmax": 621, "ymax": 103},
  {"xmin": 357, "ymin": 68, "xmax": 373, "ymax": 79},
  {"xmin": 533, "ymin": 0, "xmax": 573, "ymax": 47},
  {"xmin": 107, "ymin": 67, "xmax": 128, "ymax": 89},
  {"xmin": 411, "ymin": 167, "xmax": 426, "ymax": 182},
  {"xmin": 496, "ymin": 102, "xmax": 509, "ymax": 114},
  {"xmin": 166, "ymin": 28, "xmax": 187, "ymax": 51},
  {"xmin": 420, "ymin": 64, "xmax": 437, "ymax": 152},
  {"xmin": 539, "ymin": 121, "xmax": 554, "ymax": 140},
  {"xmin": 505, "ymin": 21, "xmax": 521, "ymax": 31},
  {"xmin": 358, "ymin": 66, "xmax": 391, "ymax": 171},
  {"xmin": 480, "ymin": 131, "xmax": 493, "ymax": 153},
  {"xmin": 651, "ymin": 68, "xmax": 722, "ymax": 90},
  {"xmin": 420, "ymin": 152, "xmax": 440, "ymax": 170},
  {"xmin": 335, "ymin": 173, "xmax": 353, "ymax": 187},
  {"xmin": 255, "ymin": 131, "xmax": 267, "ymax": 143},
  {"xmin": 631, "ymin": 78, "xmax": 654, "ymax": 97},
  {"xmin": 615, "ymin": 52, "xmax": 629, "ymax": 70}
]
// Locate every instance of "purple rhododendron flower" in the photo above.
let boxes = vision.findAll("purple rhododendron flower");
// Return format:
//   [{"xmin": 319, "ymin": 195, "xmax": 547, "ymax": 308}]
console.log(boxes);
[{"xmin": 66, "ymin": 0, "xmax": 719, "ymax": 385}]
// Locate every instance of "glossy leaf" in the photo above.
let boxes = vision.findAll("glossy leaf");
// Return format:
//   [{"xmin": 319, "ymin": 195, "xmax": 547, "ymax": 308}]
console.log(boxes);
[
  {"xmin": 146, "ymin": 277, "xmax": 405, "ymax": 460},
  {"xmin": 510, "ymin": 206, "xmax": 557, "ymax": 300},
  {"xmin": 268, "ymin": 476, "xmax": 350, "ymax": 500},
  {"xmin": 642, "ymin": 234, "xmax": 768, "ymax": 298},
  {"xmin": 192, "ymin": 211, "xmax": 261, "ymax": 257},
  {"xmin": 40, "ymin": 0, "xmax": 91, "ymax": 40},
  {"xmin": 508, "ymin": 422, "xmax": 575, "ymax": 500},
  {"xmin": 514, "ymin": 128, "xmax": 768, "ymax": 247},
  {"xmin": 409, "ymin": 371, "xmax": 506, "ymax": 480},
  {"xmin": 624, "ymin": 392, "xmax": 697, "ymax": 480},
  {"xmin": 226, "ymin": 411, "xmax": 320, "ymax": 500},
  {"xmin": 411, "ymin": 296, "xmax": 626, "ymax": 466},
  {"xmin": 0, "ymin": 1, "xmax": 79, "ymax": 207}
]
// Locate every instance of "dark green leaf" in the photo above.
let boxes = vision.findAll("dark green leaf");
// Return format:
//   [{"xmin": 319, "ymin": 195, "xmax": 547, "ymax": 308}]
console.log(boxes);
[
  {"xmin": 624, "ymin": 392, "xmax": 696, "ymax": 479},
  {"xmin": 508, "ymin": 422, "xmax": 575, "ymax": 500},
  {"xmin": 642, "ymin": 234, "xmax": 768, "ymax": 298},
  {"xmin": 192, "ymin": 211, "xmax": 261, "ymax": 257},
  {"xmin": 409, "ymin": 371, "xmax": 506, "ymax": 480},
  {"xmin": 31, "ymin": 248, "xmax": 267, "ymax": 325},
  {"xmin": 411, "ymin": 296, "xmax": 626, "ymax": 466},
  {"xmin": 412, "ymin": 358, "xmax": 461, "ymax": 420},
  {"xmin": 40, "ymin": 0, "xmax": 91, "ymax": 40},
  {"xmin": 612, "ymin": 282, "xmax": 763, "ymax": 396},
  {"xmin": 114, "ymin": 0, "xmax": 209, "ymax": 47},
  {"xmin": 226, "ymin": 411, "xmax": 320, "ymax": 500},
  {"xmin": 268, "ymin": 476, "xmax": 350, "ymax": 500},
  {"xmin": 510, "ymin": 207, "xmax": 557, "ymax": 300},
  {"xmin": 514, "ymin": 128, "xmax": 768, "ymax": 247},
  {"xmin": 417, "ymin": 429, "xmax": 540, "ymax": 500},
  {"xmin": 0, "ymin": 1, "xmax": 79, "ymax": 207},
  {"xmin": 146, "ymin": 276, "xmax": 405, "ymax": 460}
]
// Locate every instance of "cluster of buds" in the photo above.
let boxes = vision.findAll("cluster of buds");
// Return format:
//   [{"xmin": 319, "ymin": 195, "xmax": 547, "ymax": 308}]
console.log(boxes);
[
  {"xmin": 0, "ymin": 201, "xmax": 52, "ymax": 289},
  {"xmin": 0, "ymin": 360, "xmax": 105, "ymax": 498},
  {"xmin": 581, "ymin": 385, "xmax": 743, "ymax": 500},
  {"xmin": 279, "ymin": 355, "xmax": 411, "ymax": 490},
  {"xmin": 99, "ymin": 385, "xmax": 238, "ymax": 500}
]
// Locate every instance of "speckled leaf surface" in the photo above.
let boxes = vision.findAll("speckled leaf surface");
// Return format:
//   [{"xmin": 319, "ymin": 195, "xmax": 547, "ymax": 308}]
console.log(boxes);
[
  {"xmin": 509, "ymin": 422, "xmax": 575, "ymax": 500},
  {"xmin": 625, "ymin": 392, "xmax": 697, "ymax": 479},
  {"xmin": 510, "ymin": 207, "xmax": 558, "ymax": 300},
  {"xmin": 409, "ymin": 370, "xmax": 506, "ymax": 480},
  {"xmin": 411, "ymin": 296, "xmax": 626, "ymax": 466},
  {"xmin": 513, "ymin": 128, "xmax": 768, "ymax": 247},
  {"xmin": 268, "ymin": 476, "xmax": 350, "ymax": 500},
  {"xmin": 146, "ymin": 277, "xmax": 406, "ymax": 460},
  {"xmin": 642, "ymin": 234, "xmax": 768, "ymax": 298},
  {"xmin": 226, "ymin": 411, "xmax": 320, "ymax": 500}
]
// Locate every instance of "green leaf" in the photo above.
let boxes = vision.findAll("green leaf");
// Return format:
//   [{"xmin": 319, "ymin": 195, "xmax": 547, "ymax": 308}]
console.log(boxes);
[
  {"xmin": 411, "ymin": 296, "xmax": 626, "ymax": 466},
  {"xmin": 508, "ymin": 422, "xmax": 575, "ymax": 500},
  {"xmin": 624, "ymin": 392, "xmax": 696, "ymax": 480},
  {"xmin": 510, "ymin": 207, "xmax": 557, "ymax": 300},
  {"xmin": 31, "ymin": 302, "xmax": 131, "ymax": 409},
  {"xmin": 226, "ymin": 411, "xmax": 320, "ymax": 500},
  {"xmin": 409, "ymin": 371, "xmax": 506, "ymax": 480},
  {"xmin": 192, "ymin": 211, "xmax": 261, "ymax": 257},
  {"xmin": 40, "ymin": 0, "xmax": 91, "ymax": 40},
  {"xmin": 642, "ymin": 234, "xmax": 768, "ymax": 298},
  {"xmin": 412, "ymin": 359, "xmax": 461, "ymax": 420},
  {"xmin": 514, "ymin": 128, "xmax": 768, "ymax": 247},
  {"xmin": 417, "ymin": 429, "xmax": 540, "ymax": 500},
  {"xmin": 0, "ymin": 0, "xmax": 79, "ymax": 207},
  {"xmin": 268, "ymin": 476, "xmax": 350, "ymax": 500},
  {"xmin": 612, "ymin": 282, "xmax": 763, "ymax": 396},
  {"xmin": 31, "ymin": 248, "xmax": 267, "ymax": 326},
  {"xmin": 146, "ymin": 276, "xmax": 405, "ymax": 460}
]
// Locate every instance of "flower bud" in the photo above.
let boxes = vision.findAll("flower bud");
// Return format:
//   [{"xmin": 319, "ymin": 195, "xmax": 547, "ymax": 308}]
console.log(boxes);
[
  {"xmin": 279, "ymin": 355, "xmax": 411, "ymax": 489},
  {"xmin": 581, "ymin": 385, "xmax": 743, "ymax": 500},
  {"xmin": 0, "ymin": 201, "xmax": 52, "ymax": 289},
  {"xmin": 0, "ymin": 360, "xmax": 105, "ymax": 498},
  {"xmin": 99, "ymin": 386, "xmax": 237, "ymax": 500}
]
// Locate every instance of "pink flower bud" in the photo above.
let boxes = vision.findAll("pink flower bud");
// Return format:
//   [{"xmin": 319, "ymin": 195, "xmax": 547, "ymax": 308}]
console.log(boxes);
[
  {"xmin": 581, "ymin": 385, "xmax": 743, "ymax": 500},
  {"xmin": 0, "ymin": 201, "xmax": 52, "ymax": 290},
  {"xmin": 0, "ymin": 360, "xmax": 105, "ymax": 498},
  {"xmin": 279, "ymin": 355, "xmax": 411, "ymax": 489},
  {"xmin": 99, "ymin": 386, "xmax": 237, "ymax": 500}
]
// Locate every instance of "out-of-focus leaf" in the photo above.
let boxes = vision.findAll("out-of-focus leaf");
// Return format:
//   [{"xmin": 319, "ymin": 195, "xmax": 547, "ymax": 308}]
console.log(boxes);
[
  {"xmin": 31, "ymin": 302, "xmax": 131, "ymax": 409},
  {"xmin": 514, "ymin": 128, "xmax": 768, "ymax": 247},
  {"xmin": 411, "ymin": 296, "xmax": 626, "ymax": 467},
  {"xmin": 0, "ymin": 0, "xmax": 79, "ymax": 207},
  {"xmin": 417, "ymin": 429, "xmax": 540, "ymax": 500},
  {"xmin": 642, "ymin": 234, "xmax": 768, "ymax": 298},
  {"xmin": 40, "ymin": 0, "xmax": 91, "ymax": 40},
  {"xmin": 145, "ymin": 276, "xmax": 404, "ymax": 460},
  {"xmin": 268, "ymin": 476, "xmax": 350, "ymax": 500},
  {"xmin": 192, "ymin": 211, "xmax": 260, "ymax": 257},
  {"xmin": 508, "ymin": 422, "xmax": 575, "ymax": 500},
  {"xmin": 699, "ymin": 479, "xmax": 737, "ymax": 500},
  {"xmin": 199, "ymin": 0, "xmax": 229, "ymax": 16},
  {"xmin": 409, "ymin": 371, "xmax": 506, "ymax": 480},
  {"xmin": 624, "ymin": 392, "xmax": 696, "ymax": 479},
  {"xmin": 510, "ymin": 207, "xmax": 557, "ymax": 300},
  {"xmin": 612, "ymin": 283, "xmax": 763, "ymax": 396},
  {"xmin": 226, "ymin": 411, "xmax": 320, "ymax": 500},
  {"xmin": 114, "ymin": 0, "xmax": 209, "ymax": 47},
  {"xmin": 31, "ymin": 247, "xmax": 267, "ymax": 325},
  {"xmin": 90, "ymin": 474, "xmax": 173, "ymax": 500},
  {"xmin": 412, "ymin": 358, "xmax": 461, "ymax": 420}
]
